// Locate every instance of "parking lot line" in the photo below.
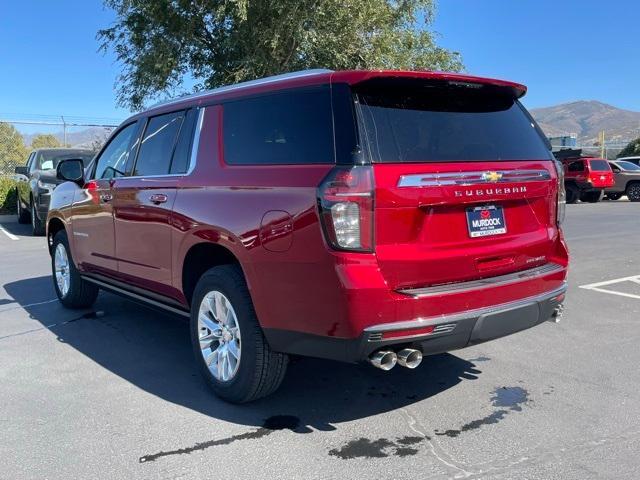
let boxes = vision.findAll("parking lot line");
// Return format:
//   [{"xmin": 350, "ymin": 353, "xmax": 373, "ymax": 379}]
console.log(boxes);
[
  {"xmin": 579, "ymin": 274, "xmax": 640, "ymax": 300},
  {"xmin": 0, "ymin": 224, "xmax": 19, "ymax": 241}
]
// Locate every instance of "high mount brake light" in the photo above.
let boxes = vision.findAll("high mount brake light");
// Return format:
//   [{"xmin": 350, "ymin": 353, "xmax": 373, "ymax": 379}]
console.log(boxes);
[{"xmin": 317, "ymin": 166, "xmax": 374, "ymax": 252}]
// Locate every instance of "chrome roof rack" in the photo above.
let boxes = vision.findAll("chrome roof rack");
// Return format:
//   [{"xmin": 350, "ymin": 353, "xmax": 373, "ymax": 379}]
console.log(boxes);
[{"xmin": 150, "ymin": 69, "xmax": 334, "ymax": 110}]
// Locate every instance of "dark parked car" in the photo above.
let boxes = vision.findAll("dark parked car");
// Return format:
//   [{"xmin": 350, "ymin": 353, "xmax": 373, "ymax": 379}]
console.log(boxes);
[
  {"xmin": 47, "ymin": 70, "xmax": 568, "ymax": 403},
  {"xmin": 605, "ymin": 160, "xmax": 640, "ymax": 201},
  {"xmin": 14, "ymin": 148, "xmax": 94, "ymax": 235}
]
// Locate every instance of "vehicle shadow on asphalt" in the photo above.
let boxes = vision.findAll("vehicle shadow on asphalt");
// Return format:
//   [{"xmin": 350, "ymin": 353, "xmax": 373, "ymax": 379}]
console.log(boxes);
[{"xmin": 5, "ymin": 276, "xmax": 483, "ymax": 432}]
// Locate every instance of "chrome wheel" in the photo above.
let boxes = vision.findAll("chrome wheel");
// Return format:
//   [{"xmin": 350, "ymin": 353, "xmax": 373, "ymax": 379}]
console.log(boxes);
[
  {"xmin": 198, "ymin": 291, "xmax": 241, "ymax": 382},
  {"xmin": 54, "ymin": 243, "xmax": 71, "ymax": 297}
]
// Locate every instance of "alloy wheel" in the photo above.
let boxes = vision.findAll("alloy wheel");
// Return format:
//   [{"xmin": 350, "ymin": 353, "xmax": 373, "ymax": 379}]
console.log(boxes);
[
  {"xmin": 54, "ymin": 243, "xmax": 71, "ymax": 297},
  {"xmin": 197, "ymin": 291, "xmax": 241, "ymax": 382}
]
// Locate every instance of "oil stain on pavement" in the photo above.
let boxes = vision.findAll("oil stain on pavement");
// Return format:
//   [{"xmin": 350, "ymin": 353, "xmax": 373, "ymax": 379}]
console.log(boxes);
[
  {"xmin": 328, "ymin": 436, "xmax": 426, "ymax": 460},
  {"xmin": 435, "ymin": 386, "xmax": 530, "ymax": 438},
  {"xmin": 139, "ymin": 415, "xmax": 300, "ymax": 463}
]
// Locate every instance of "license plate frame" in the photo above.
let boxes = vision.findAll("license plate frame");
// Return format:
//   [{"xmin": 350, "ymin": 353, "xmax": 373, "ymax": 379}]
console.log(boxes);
[{"xmin": 466, "ymin": 205, "xmax": 507, "ymax": 238}]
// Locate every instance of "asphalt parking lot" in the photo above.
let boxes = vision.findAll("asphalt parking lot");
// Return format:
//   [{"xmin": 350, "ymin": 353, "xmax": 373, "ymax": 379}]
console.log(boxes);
[{"xmin": 1, "ymin": 202, "xmax": 639, "ymax": 480}]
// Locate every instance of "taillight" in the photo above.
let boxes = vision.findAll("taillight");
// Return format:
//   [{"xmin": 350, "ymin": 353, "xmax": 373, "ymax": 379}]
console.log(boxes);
[
  {"xmin": 317, "ymin": 165, "xmax": 374, "ymax": 252},
  {"xmin": 554, "ymin": 160, "xmax": 566, "ymax": 225}
]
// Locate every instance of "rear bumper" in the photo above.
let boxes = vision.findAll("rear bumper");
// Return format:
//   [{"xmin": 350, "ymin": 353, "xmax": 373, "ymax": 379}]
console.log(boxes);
[{"xmin": 265, "ymin": 282, "xmax": 567, "ymax": 363}]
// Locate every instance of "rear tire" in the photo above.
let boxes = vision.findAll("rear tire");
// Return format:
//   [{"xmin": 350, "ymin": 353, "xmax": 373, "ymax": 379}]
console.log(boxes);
[
  {"xmin": 580, "ymin": 191, "xmax": 603, "ymax": 203},
  {"xmin": 626, "ymin": 183, "xmax": 640, "ymax": 202},
  {"xmin": 51, "ymin": 230, "xmax": 99, "ymax": 308},
  {"xmin": 565, "ymin": 184, "xmax": 579, "ymax": 204},
  {"xmin": 605, "ymin": 192, "xmax": 623, "ymax": 201},
  {"xmin": 190, "ymin": 264, "xmax": 288, "ymax": 403},
  {"xmin": 31, "ymin": 202, "xmax": 45, "ymax": 236},
  {"xmin": 16, "ymin": 192, "xmax": 29, "ymax": 224}
]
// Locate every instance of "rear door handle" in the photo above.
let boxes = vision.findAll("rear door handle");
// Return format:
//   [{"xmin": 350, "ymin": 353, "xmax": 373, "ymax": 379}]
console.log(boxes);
[
  {"xmin": 100, "ymin": 193, "xmax": 113, "ymax": 202},
  {"xmin": 149, "ymin": 193, "xmax": 168, "ymax": 205}
]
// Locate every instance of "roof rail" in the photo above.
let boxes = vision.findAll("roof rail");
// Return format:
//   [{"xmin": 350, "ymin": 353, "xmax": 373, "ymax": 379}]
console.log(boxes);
[{"xmin": 150, "ymin": 69, "xmax": 334, "ymax": 110}]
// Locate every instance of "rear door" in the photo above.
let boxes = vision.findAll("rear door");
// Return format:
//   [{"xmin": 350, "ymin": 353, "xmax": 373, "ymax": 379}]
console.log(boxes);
[
  {"xmin": 112, "ymin": 109, "xmax": 197, "ymax": 298},
  {"xmin": 353, "ymin": 80, "xmax": 560, "ymax": 290}
]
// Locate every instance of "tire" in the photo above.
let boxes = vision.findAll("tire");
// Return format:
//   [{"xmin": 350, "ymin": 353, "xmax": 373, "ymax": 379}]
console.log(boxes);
[
  {"xmin": 190, "ymin": 264, "xmax": 288, "ymax": 403},
  {"xmin": 580, "ymin": 191, "xmax": 603, "ymax": 203},
  {"xmin": 16, "ymin": 191, "xmax": 29, "ymax": 224},
  {"xmin": 51, "ymin": 230, "xmax": 99, "ymax": 308},
  {"xmin": 31, "ymin": 201, "xmax": 45, "ymax": 236},
  {"xmin": 565, "ymin": 184, "xmax": 579, "ymax": 204},
  {"xmin": 605, "ymin": 192, "xmax": 623, "ymax": 201},
  {"xmin": 626, "ymin": 183, "xmax": 640, "ymax": 202}
]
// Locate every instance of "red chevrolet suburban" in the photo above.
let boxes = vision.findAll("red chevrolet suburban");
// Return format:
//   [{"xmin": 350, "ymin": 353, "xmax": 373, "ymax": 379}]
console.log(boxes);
[{"xmin": 47, "ymin": 70, "xmax": 568, "ymax": 403}]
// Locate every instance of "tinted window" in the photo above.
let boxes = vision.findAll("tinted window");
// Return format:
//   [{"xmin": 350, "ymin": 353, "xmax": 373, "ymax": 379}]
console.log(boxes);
[
  {"xmin": 223, "ymin": 87, "xmax": 334, "ymax": 165},
  {"xmin": 590, "ymin": 160, "xmax": 610, "ymax": 171},
  {"xmin": 355, "ymin": 84, "xmax": 551, "ymax": 163},
  {"xmin": 609, "ymin": 163, "xmax": 620, "ymax": 173},
  {"xmin": 133, "ymin": 111, "xmax": 185, "ymax": 176},
  {"xmin": 617, "ymin": 161, "xmax": 640, "ymax": 171},
  {"xmin": 568, "ymin": 161, "xmax": 584, "ymax": 172},
  {"xmin": 170, "ymin": 109, "xmax": 197, "ymax": 174},
  {"xmin": 94, "ymin": 123, "xmax": 137, "ymax": 179}
]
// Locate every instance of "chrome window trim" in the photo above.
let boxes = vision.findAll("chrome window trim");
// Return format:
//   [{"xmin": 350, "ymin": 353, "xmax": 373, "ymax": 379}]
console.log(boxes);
[
  {"xmin": 397, "ymin": 169, "xmax": 551, "ymax": 188},
  {"xmin": 113, "ymin": 107, "xmax": 204, "ymax": 181},
  {"xmin": 365, "ymin": 283, "xmax": 567, "ymax": 334},
  {"xmin": 397, "ymin": 262, "xmax": 565, "ymax": 298}
]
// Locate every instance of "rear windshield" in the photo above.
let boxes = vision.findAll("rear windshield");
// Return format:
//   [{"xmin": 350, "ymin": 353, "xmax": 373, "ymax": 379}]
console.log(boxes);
[
  {"xmin": 589, "ymin": 159, "xmax": 611, "ymax": 171},
  {"xmin": 354, "ymin": 83, "xmax": 551, "ymax": 163}
]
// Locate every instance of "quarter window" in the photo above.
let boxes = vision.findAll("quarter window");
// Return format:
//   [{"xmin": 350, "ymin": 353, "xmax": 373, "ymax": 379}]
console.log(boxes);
[
  {"xmin": 133, "ymin": 111, "xmax": 185, "ymax": 176},
  {"xmin": 223, "ymin": 87, "xmax": 334, "ymax": 165},
  {"xmin": 94, "ymin": 123, "xmax": 138, "ymax": 179}
]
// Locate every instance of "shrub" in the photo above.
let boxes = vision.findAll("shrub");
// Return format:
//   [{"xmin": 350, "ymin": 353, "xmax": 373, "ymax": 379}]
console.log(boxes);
[{"xmin": 0, "ymin": 177, "xmax": 18, "ymax": 214}]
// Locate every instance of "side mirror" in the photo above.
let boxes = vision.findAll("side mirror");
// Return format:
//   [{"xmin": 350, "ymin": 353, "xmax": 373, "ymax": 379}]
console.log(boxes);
[
  {"xmin": 14, "ymin": 166, "xmax": 28, "ymax": 176},
  {"xmin": 56, "ymin": 159, "xmax": 85, "ymax": 184}
]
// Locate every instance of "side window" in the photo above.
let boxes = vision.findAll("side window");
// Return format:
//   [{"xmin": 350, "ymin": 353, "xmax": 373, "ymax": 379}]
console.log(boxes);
[
  {"xmin": 26, "ymin": 153, "xmax": 35, "ymax": 172},
  {"xmin": 169, "ymin": 109, "xmax": 197, "ymax": 174},
  {"xmin": 133, "ymin": 111, "xmax": 184, "ymax": 176},
  {"xmin": 610, "ymin": 164, "xmax": 620, "ymax": 173},
  {"xmin": 568, "ymin": 161, "xmax": 584, "ymax": 172},
  {"xmin": 222, "ymin": 86, "xmax": 334, "ymax": 165},
  {"xmin": 94, "ymin": 123, "xmax": 138, "ymax": 180}
]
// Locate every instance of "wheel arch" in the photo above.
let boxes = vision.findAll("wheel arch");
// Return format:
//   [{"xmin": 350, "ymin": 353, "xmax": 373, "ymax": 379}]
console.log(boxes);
[
  {"xmin": 46, "ymin": 216, "xmax": 67, "ymax": 254},
  {"xmin": 180, "ymin": 241, "xmax": 245, "ymax": 307}
]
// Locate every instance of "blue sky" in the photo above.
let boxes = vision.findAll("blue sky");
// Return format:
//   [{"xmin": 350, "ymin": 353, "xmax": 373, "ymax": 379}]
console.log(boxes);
[{"xmin": 0, "ymin": 0, "xmax": 638, "ymax": 124}]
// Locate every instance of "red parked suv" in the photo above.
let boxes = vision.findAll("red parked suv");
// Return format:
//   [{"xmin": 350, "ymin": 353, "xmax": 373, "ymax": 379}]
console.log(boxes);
[
  {"xmin": 560, "ymin": 155, "xmax": 615, "ymax": 203},
  {"xmin": 47, "ymin": 70, "xmax": 568, "ymax": 403}
]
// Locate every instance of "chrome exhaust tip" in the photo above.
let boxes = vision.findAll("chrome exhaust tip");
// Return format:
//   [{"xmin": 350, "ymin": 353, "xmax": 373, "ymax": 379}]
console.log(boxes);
[
  {"xmin": 549, "ymin": 304, "xmax": 564, "ymax": 323},
  {"xmin": 396, "ymin": 349, "xmax": 423, "ymax": 369},
  {"xmin": 369, "ymin": 350, "xmax": 397, "ymax": 371}
]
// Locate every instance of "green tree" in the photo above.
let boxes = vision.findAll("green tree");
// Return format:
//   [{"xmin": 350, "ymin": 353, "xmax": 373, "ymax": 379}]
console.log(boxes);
[
  {"xmin": 99, "ymin": 0, "xmax": 463, "ymax": 110},
  {"xmin": 0, "ymin": 123, "xmax": 29, "ymax": 175},
  {"xmin": 31, "ymin": 134, "xmax": 62, "ymax": 149},
  {"xmin": 618, "ymin": 137, "xmax": 640, "ymax": 158}
]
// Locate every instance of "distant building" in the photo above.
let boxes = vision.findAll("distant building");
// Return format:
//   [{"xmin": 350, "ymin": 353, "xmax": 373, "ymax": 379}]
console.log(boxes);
[{"xmin": 549, "ymin": 135, "xmax": 578, "ymax": 150}]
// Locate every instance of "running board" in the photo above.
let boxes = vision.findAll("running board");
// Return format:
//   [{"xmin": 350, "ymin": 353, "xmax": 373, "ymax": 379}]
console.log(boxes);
[{"xmin": 81, "ymin": 276, "xmax": 190, "ymax": 318}]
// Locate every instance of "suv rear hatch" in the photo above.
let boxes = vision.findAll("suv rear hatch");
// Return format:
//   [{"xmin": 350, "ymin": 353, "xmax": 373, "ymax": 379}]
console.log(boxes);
[
  {"xmin": 586, "ymin": 158, "xmax": 615, "ymax": 188},
  {"xmin": 352, "ymin": 78, "xmax": 561, "ymax": 290}
]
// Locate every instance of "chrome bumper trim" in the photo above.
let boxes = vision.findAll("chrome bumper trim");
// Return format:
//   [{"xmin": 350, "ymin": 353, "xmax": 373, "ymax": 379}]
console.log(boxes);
[
  {"xmin": 365, "ymin": 283, "xmax": 567, "ymax": 334},
  {"xmin": 398, "ymin": 263, "xmax": 565, "ymax": 298},
  {"xmin": 397, "ymin": 169, "xmax": 551, "ymax": 188}
]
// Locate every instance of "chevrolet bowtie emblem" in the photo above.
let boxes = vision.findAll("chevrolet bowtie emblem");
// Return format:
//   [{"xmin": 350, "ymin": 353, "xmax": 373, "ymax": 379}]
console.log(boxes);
[{"xmin": 482, "ymin": 171, "xmax": 503, "ymax": 182}]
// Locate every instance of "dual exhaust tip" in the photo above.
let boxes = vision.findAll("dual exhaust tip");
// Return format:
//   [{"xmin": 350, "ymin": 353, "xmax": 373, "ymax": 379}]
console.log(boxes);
[{"xmin": 369, "ymin": 348, "xmax": 422, "ymax": 371}]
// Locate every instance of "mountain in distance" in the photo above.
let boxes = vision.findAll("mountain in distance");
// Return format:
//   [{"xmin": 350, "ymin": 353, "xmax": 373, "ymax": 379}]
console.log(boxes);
[
  {"xmin": 21, "ymin": 126, "xmax": 115, "ymax": 149},
  {"xmin": 530, "ymin": 100, "xmax": 640, "ymax": 145}
]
